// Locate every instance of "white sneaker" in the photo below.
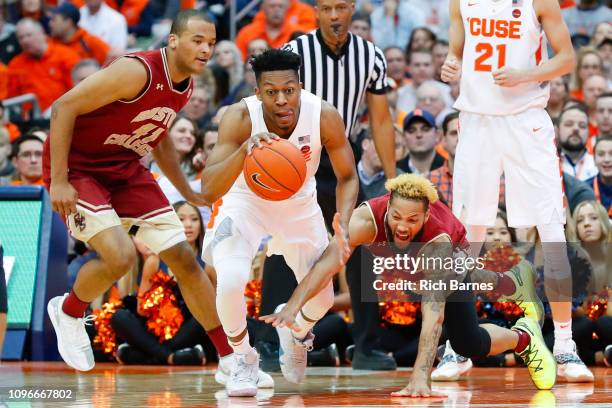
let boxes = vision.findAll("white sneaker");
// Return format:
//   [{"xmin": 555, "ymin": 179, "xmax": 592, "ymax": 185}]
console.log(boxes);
[
  {"xmin": 431, "ymin": 341, "xmax": 473, "ymax": 382},
  {"xmin": 275, "ymin": 303, "xmax": 314, "ymax": 384},
  {"xmin": 226, "ymin": 349, "xmax": 259, "ymax": 397},
  {"xmin": 47, "ymin": 294, "xmax": 95, "ymax": 371},
  {"xmin": 215, "ymin": 354, "xmax": 274, "ymax": 388},
  {"xmin": 555, "ymin": 341, "xmax": 594, "ymax": 383}
]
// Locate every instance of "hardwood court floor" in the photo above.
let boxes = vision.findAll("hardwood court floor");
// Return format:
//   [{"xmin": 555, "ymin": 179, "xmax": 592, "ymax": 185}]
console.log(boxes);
[{"xmin": 0, "ymin": 363, "xmax": 610, "ymax": 407}]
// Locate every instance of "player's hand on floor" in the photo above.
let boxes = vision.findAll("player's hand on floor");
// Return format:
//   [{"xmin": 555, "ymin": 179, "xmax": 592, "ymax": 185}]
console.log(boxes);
[
  {"xmin": 441, "ymin": 57, "xmax": 461, "ymax": 83},
  {"xmin": 492, "ymin": 67, "xmax": 524, "ymax": 87},
  {"xmin": 391, "ymin": 377, "xmax": 444, "ymax": 398},
  {"xmin": 259, "ymin": 307, "xmax": 301, "ymax": 330},
  {"xmin": 246, "ymin": 132, "xmax": 280, "ymax": 154},
  {"xmin": 50, "ymin": 180, "xmax": 79, "ymax": 216},
  {"xmin": 332, "ymin": 212, "xmax": 351, "ymax": 266}
]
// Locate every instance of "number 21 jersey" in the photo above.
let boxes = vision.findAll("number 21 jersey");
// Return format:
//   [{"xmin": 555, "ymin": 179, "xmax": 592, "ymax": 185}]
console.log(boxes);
[{"xmin": 454, "ymin": 0, "xmax": 550, "ymax": 115}]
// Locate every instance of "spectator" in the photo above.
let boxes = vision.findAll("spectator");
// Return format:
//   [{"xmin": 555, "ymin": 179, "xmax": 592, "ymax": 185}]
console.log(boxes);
[
  {"xmin": 221, "ymin": 60, "xmax": 256, "ymax": 106},
  {"xmin": 586, "ymin": 137, "xmax": 612, "ymax": 214},
  {"xmin": 370, "ymin": 0, "xmax": 425, "ymax": 50},
  {"xmin": 409, "ymin": 0, "xmax": 450, "ymax": 41},
  {"xmin": 0, "ymin": 102, "xmax": 20, "ymax": 142},
  {"xmin": 9, "ymin": 134, "xmax": 44, "ymax": 186},
  {"xmin": 396, "ymin": 49, "xmax": 452, "ymax": 113},
  {"xmin": 201, "ymin": 124, "xmax": 218, "ymax": 164},
  {"xmin": 414, "ymin": 80, "xmax": 453, "ymax": 128},
  {"xmin": 562, "ymin": 0, "xmax": 612, "ymax": 38},
  {"xmin": 384, "ymin": 47, "xmax": 408, "ymax": 88},
  {"xmin": 570, "ymin": 47, "xmax": 604, "ymax": 101},
  {"xmin": 79, "ymin": 0, "xmax": 128, "ymax": 52},
  {"xmin": 406, "ymin": 26, "xmax": 436, "ymax": 54},
  {"xmin": 597, "ymin": 38, "xmax": 611, "ymax": 76},
  {"xmin": 49, "ymin": 2, "xmax": 110, "ymax": 66},
  {"xmin": 558, "ymin": 106, "xmax": 598, "ymax": 181},
  {"xmin": 596, "ymin": 92, "xmax": 612, "ymax": 137},
  {"xmin": 0, "ymin": 62, "xmax": 7, "ymax": 100},
  {"xmin": 590, "ymin": 22, "xmax": 611, "ymax": 48},
  {"xmin": 212, "ymin": 40, "xmax": 243, "ymax": 91},
  {"xmin": 563, "ymin": 171, "xmax": 597, "ymax": 214},
  {"xmin": 0, "ymin": 6, "xmax": 20, "ymax": 65},
  {"xmin": 583, "ymin": 75, "xmax": 609, "ymax": 134},
  {"xmin": 149, "ymin": 116, "xmax": 202, "ymax": 181},
  {"xmin": 71, "ymin": 58, "xmax": 101, "ymax": 85},
  {"xmin": 8, "ymin": 18, "xmax": 80, "ymax": 114},
  {"xmin": 182, "ymin": 86, "xmax": 213, "ymax": 128},
  {"xmin": 246, "ymin": 38, "xmax": 269, "ymax": 58},
  {"xmin": 16, "ymin": 0, "xmax": 50, "ymax": 33},
  {"xmin": 235, "ymin": 0, "xmax": 302, "ymax": 60},
  {"xmin": 349, "ymin": 11, "xmax": 371, "ymax": 41},
  {"xmin": 358, "ymin": 131, "xmax": 404, "ymax": 199},
  {"xmin": 250, "ymin": 0, "xmax": 317, "ymax": 35},
  {"xmin": 397, "ymin": 109, "xmax": 444, "ymax": 175},
  {"xmin": 547, "ymin": 76, "xmax": 570, "ymax": 120},
  {"xmin": 112, "ymin": 202, "xmax": 212, "ymax": 366},
  {"xmin": 0, "ymin": 128, "xmax": 14, "ymax": 185},
  {"xmin": 432, "ymin": 39, "xmax": 448, "ymax": 82}
]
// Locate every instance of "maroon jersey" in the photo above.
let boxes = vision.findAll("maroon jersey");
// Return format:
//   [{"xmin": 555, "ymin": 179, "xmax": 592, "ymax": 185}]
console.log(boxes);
[
  {"xmin": 364, "ymin": 193, "xmax": 468, "ymax": 247},
  {"xmin": 43, "ymin": 48, "xmax": 193, "ymax": 180}
]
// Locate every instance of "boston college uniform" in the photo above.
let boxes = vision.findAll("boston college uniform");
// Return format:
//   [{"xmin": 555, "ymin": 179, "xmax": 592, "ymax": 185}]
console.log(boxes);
[
  {"xmin": 43, "ymin": 48, "xmax": 193, "ymax": 253},
  {"xmin": 453, "ymin": 0, "xmax": 565, "ymax": 228}
]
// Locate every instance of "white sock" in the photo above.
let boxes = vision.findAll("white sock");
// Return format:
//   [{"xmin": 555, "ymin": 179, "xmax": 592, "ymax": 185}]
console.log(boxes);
[
  {"xmin": 229, "ymin": 330, "xmax": 252, "ymax": 354},
  {"xmin": 553, "ymin": 319, "xmax": 573, "ymax": 353},
  {"xmin": 292, "ymin": 310, "xmax": 317, "ymax": 340}
]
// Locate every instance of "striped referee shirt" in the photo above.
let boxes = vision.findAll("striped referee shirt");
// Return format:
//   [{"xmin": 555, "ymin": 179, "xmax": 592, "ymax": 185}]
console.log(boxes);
[{"xmin": 283, "ymin": 30, "xmax": 389, "ymax": 137}]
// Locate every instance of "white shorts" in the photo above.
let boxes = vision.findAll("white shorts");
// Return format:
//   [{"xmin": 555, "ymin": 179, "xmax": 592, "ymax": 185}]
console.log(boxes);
[
  {"xmin": 453, "ymin": 108, "xmax": 565, "ymax": 228},
  {"xmin": 67, "ymin": 205, "xmax": 186, "ymax": 255},
  {"xmin": 202, "ymin": 191, "xmax": 329, "ymax": 279}
]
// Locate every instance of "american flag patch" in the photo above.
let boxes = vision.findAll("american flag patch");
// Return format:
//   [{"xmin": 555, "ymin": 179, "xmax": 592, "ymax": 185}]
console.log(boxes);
[
  {"xmin": 512, "ymin": 0, "xmax": 523, "ymax": 6},
  {"xmin": 298, "ymin": 135, "xmax": 310, "ymax": 144}
]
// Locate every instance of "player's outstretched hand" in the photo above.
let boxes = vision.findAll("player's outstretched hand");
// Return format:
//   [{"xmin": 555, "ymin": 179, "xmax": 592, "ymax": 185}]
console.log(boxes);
[
  {"xmin": 259, "ymin": 306, "xmax": 301, "ymax": 330},
  {"xmin": 492, "ymin": 67, "xmax": 524, "ymax": 87},
  {"xmin": 332, "ymin": 212, "xmax": 351, "ymax": 266},
  {"xmin": 50, "ymin": 180, "xmax": 79, "ymax": 216},
  {"xmin": 441, "ymin": 57, "xmax": 461, "ymax": 83},
  {"xmin": 185, "ymin": 190, "xmax": 209, "ymax": 207},
  {"xmin": 390, "ymin": 377, "xmax": 445, "ymax": 398},
  {"xmin": 246, "ymin": 132, "xmax": 280, "ymax": 155}
]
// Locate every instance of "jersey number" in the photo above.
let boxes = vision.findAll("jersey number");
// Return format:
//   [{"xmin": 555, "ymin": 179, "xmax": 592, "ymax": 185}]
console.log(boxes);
[{"xmin": 474, "ymin": 43, "xmax": 506, "ymax": 72}]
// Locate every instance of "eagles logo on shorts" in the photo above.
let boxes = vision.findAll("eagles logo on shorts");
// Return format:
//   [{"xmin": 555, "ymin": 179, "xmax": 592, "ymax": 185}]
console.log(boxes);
[{"xmin": 73, "ymin": 212, "xmax": 86, "ymax": 232}]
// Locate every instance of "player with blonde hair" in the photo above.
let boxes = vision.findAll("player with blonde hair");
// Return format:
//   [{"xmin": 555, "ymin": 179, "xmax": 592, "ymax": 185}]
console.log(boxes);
[{"xmin": 262, "ymin": 173, "xmax": 557, "ymax": 396}]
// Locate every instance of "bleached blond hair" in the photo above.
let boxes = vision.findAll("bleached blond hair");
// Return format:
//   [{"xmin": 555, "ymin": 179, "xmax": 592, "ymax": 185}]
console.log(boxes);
[{"xmin": 384, "ymin": 173, "xmax": 439, "ymax": 204}]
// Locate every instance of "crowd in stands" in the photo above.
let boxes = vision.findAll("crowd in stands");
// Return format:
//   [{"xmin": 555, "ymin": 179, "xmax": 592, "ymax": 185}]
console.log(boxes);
[{"xmin": 0, "ymin": 0, "xmax": 610, "ymax": 368}]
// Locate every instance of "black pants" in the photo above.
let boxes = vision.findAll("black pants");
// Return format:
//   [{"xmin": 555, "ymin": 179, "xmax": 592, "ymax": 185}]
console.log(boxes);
[{"xmin": 110, "ymin": 308, "xmax": 216, "ymax": 364}]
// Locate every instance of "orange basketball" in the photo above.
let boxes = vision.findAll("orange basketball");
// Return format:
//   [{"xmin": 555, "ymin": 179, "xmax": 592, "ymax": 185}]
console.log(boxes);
[{"xmin": 243, "ymin": 138, "xmax": 307, "ymax": 201}]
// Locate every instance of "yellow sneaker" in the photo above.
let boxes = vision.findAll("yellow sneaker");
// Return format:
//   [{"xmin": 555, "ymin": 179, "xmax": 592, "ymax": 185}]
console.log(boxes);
[
  {"xmin": 499, "ymin": 260, "xmax": 545, "ymax": 326},
  {"xmin": 512, "ymin": 317, "xmax": 556, "ymax": 390}
]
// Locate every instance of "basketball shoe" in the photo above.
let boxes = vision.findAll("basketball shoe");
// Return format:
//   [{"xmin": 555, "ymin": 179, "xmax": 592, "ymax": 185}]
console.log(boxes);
[
  {"xmin": 47, "ymin": 294, "xmax": 95, "ymax": 371},
  {"xmin": 555, "ymin": 340, "xmax": 594, "ymax": 382},
  {"xmin": 431, "ymin": 340, "xmax": 473, "ymax": 381},
  {"xmin": 498, "ymin": 260, "xmax": 545, "ymax": 326},
  {"xmin": 215, "ymin": 354, "xmax": 274, "ymax": 388},
  {"xmin": 275, "ymin": 303, "xmax": 314, "ymax": 384},
  {"xmin": 512, "ymin": 317, "xmax": 556, "ymax": 390},
  {"xmin": 225, "ymin": 348, "xmax": 260, "ymax": 397}
]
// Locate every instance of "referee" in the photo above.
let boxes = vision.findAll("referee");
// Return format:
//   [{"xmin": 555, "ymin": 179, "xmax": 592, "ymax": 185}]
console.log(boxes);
[{"xmin": 257, "ymin": 0, "xmax": 397, "ymax": 371}]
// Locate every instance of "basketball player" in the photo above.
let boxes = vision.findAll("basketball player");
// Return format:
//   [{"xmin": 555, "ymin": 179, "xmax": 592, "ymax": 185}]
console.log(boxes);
[
  {"xmin": 261, "ymin": 174, "xmax": 557, "ymax": 395},
  {"xmin": 43, "ymin": 10, "xmax": 253, "ymax": 384},
  {"xmin": 200, "ymin": 49, "xmax": 358, "ymax": 396},
  {"xmin": 440, "ymin": 0, "xmax": 593, "ymax": 381}
]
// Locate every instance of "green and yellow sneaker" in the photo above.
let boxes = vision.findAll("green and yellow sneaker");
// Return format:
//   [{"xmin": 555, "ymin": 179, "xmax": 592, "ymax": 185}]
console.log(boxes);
[
  {"xmin": 499, "ymin": 260, "xmax": 545, "ymax": 326},
  {"xmin": 513, "ymin": 317, "xmax": 557, "ymax": 390}
]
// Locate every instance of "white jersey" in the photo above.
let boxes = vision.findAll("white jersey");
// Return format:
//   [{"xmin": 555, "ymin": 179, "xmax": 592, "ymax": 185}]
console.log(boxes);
[
  {"xmin": 227, "ymin": 90, "xmax": 323, "ymax": 201},
  {"xmin": 454, "ymin": 0, "xmax": 550, "ymax": 115}
]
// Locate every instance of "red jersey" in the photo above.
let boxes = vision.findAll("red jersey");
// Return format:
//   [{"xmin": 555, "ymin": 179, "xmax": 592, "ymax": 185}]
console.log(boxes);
[
  {"xmin": 43, "ymin": 48, "xmax": 192, "ymax": 180},
  {"xmin": 364, "ymin": 193, "xmax": 468, "ymax": 247}
]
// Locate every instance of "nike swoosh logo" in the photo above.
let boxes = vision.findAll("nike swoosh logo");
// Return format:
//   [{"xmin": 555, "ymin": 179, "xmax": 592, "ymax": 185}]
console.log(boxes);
[
  {"xmin": 251, "ymin": 173, "xmax": 281, "ymax": 192},
  {"xmin": 533, "ymin": 127, "xmax": 543, "ymax": 132},
  {"xmin": 468, "ymin": 2, "xmax": 478, "ymax": 6}
]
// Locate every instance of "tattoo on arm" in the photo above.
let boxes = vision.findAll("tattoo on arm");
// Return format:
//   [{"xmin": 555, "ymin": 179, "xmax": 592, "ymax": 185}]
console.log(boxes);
[{"xmin": 416, "ymin": 300, "xmax": 445, "ymax": 375}]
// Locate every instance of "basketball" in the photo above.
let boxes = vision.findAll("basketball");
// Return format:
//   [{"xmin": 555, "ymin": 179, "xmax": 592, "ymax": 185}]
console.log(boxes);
[{"xmin": 243, "ymin": 138, "xmax": 307, "ymax": 201}]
